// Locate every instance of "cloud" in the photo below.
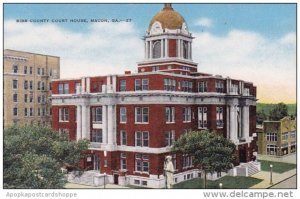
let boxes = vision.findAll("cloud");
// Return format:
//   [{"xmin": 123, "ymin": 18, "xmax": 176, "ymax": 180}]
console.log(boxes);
[
  {"xmin": 4, "ymin": 20, "xmax": 143, "ymax": 78},
  {"xmin": 194, "ymin": 18, "xmax": 213, "ymax": 28},
  {"xmin": 4, "ymin": 20, "xmax": 296, "ymax": 103},
  {"xmin": 192, "ymin": 30, "xmax": 296, "ymax": 103}
]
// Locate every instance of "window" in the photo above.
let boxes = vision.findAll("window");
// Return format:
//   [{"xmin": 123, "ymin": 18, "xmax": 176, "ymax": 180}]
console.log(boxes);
[
  {"xmin": 29, "ymin": 81, "xmax": 33, "ymax": 90},
  {"xmin": 13, "ymin": 107, "xmax": 18, "ymax": 116},
  {"xmin": 164, "ymin": 79, "xmax": 176, "ymax": 91},
  {"xmin": 291, "ymin": 142, "xmax": 296, "ymax": 153},
  {"xmin": 153, "ymin": 40, "xmax": 161, "ymax": 59},
  {"xmin": 37, "ymin": 81, "xmax": 41, "ymax": 90},
  {"xmin": 41, "ymin": 68, "xmax": 45, "ymax": 75},
  {"xmin": 135, "ymin": 131, "xmax": 149, "ymax": 147},
  {"xmin": 24, "ymin": 108, "xmax": 28, "ymax": 116},
  {"xmin": 92, "ymin": 107, "xmax": 102, "ymax": 123},
  {"xmin": 267, "ymin": 144, "xmax": 277, "ymax": 155},
  {"xmin": 49, "ymin": 83, "xmax": 52, "ymax": 91},
  {"xmin": 42, "ymin": 108, "xmax": 45, "ymax": 116},
  {"xmin": 244, "ymin": 88, "xmax": 250, "ymax": 96},
  {"xmin": 24, "ymin": 94, "xmax": 28, "ymax": 103},
  {"xmin": 182, "ymin": 81, "xmax": 193, "ymax": 92},
  {"xmin": 13, "ymin": 94, "xmax": 18, "ymax": 102},
  {"xmin": 13, "ymin": 80, "xmax": 18, "ymax": 89},
  {"xmin": 198, "ymin": 107, "xmax": 208, "ymax": 129},
  {"xmin": 37, "ymin": 96, "xmax": 41, "ymax": 103},
  {"xmin": 183, "ymin": 41, "xmax": 188, "ymax": 59},
  {"xmin": 135, "ymin": 154, "xmax": 149, "ymax": 172},
  {"xmin": 75, "ymin": 82, "xmax": 81, "ymax": 93},
  {"xmin": 24, "ymin": 80, "xmax": 28, "ymax": 90},
  {"xmin": 91, "ymin": 129, "xmax": 103, "ymax": 143},
  {"xmin": 215, "ymin": 80, "xmax": 224, "ymax": 93},
  {"xmin": 59, "ymin": 108, "xmax": 69, "ymax": 121},
  {"xmin": 41, "ymin": 82, "xmax": 45, "ymax": 90},
  {"xmin": 135, "ymin": 79, "xmax": 148, "ymax": 91},
  {"xmin": 37, "ymin": 68, "xmax": 40, "ymax": 75},
  {"xmin": 38, "ymin": 108, "xmax": 41, "ymax": 116},
  {"xmin": 183, "ymin": 107, "xmax": 191, "ymax": 122},
  {"xmin": 152, "ymin": 66, "xmax": 159, "ymax": 71},
  {"xmin": 266, "ymin": 133, "xmax": 277, "ymax": 142},
  {"xmin": 290, "ymin": 131, "xmax": 296, "ymax": 139},
  {"xmin": 120, "ymin": 80, "xmax": 126, "ymax": 92},
  {"xmin": 231, "ymin": 84, "xmax": 239, "ymax": 94},
  {"xmin": 120, "ymin": 153, "xmax": 127, "ymax": 170},
  {"xmin": 58, "ymin": 83, "xmax": 69, "ymax": 94},
  {"xmin": 13, "ymin": 65, "xmax": 18, "ymax": 73},
  {"xmin": 49, "ymin": 69, "xmax": 52, "ymax": 76},
  {"xmin": 24, "ymin": 66, "xmax": 27, "ymax": 74},
  {"xmin": 120, "ymin": 130, "xmax": 127, "ymax": 145},
  {"xmin": 198, "ymin": 81, "xmax": 208, "ymax": 92},
  {"xmin": 142, "ymin": 79, "xmax": 149, "ymax": 90},
  {"xmin": 165, "ymin": 130, "xmax": 175, "ymax": 146},
  {"xmin": 120, "ymin": 107, "xmax": 127, "ymax": 123},
  {"xmin": 29, "ymin": 95, "xmax": 33, "ymax": 103},
  {"xmin": 135, "ymin": 79, "xmax": 141, "ymax": 91},
  {"xmin": 282, "ymin": 132, "xmax": 289, "ymax": 141},
  {"xmin": 29, "ymin": 67, "xmax": 33, "ymax": 74},
  {"xmin": 216, "ymin": 107, "xmax": 224, "ymax": 128},
  {"xmin": 165, "ymin": 107, "xmax": 175, "ymax": 123},
  {"xmin": 30, "ymin": 108, "xmax": 33, "ymax": 116},
  {"xmin": 281, "ymin": 144, "xmax": 289, "ymax": 155},
  {"xmin": 183, "ymin": 155, "xmax": 193, "ymax": 168},
  {"xmin": 135, "ymin": 107, "xmax": 149, "ymax": 123}
]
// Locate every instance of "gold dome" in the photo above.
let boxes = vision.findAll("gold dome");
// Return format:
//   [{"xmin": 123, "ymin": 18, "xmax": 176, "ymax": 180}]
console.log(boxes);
[{"xmin": 148, "ymin": 4, "xmax": 186, "ymax": 31}]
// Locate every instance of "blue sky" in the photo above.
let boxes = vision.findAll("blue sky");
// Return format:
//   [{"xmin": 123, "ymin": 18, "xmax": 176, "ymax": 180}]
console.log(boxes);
[{"xmin": 4, "ymin": 3, "xmax": 296, "ymax": 103}]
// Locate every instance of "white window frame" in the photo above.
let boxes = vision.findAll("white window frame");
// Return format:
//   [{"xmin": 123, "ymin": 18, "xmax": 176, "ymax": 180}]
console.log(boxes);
[
  {"xmin": 120, "ymin": 80, "xmax": 126, "ymax": 92},
  {"xmin": 92, "ymin": 107, "xmax": 102, "ymax": 123},
  {"xmin": 165, "ymin": 107, "xmax": 175, "ymax": 123},
  {"xmin": 91, "ymin": 129, "xmax": 103, "ymax": 143},
  {"xmin": 135, "ymin": 107, "xmax": 149, "ymax": 124},
  {"xmin": 216, "ymin": 107, "xmax": 224, "ymax": 128},
  {"xmin": 135, "ymin": 154, "xmax": 149, "ymax": 173},
  {"xmin": 165, "ymin": 130, "xmax": 175, "ymax": 146},
  {"xmin": 120, "ymin": 153, "xmax": 127, "ymax": 170},
  {"xmin": 183, "ymin": 107, "xmax": 191, "ymax": 122},
  {"xmin": 266, "ymin": 144, "xmax": 277, "ymax": 155},
  {"xmin": 198, "ymin": 107, "xmax": 207, "ymax": 129},
  {"xmin": 59, "ymin": 107, "xmax": 69, "ymax": 122},
  {"xmin": 266, "ymin": 132, "xmax": 277, "ymax": 142},
  {"xmin": 120, "ymin": 130, "xmax": 127, "ymax": 145},
  {"xmin": 13, "ymin": 79, "xmax": 18, "ymax": 89},
  {"xmin": 135, "ymin": 131, "xmax": 149, "ymax": 147},
  {"xmin": 120, "ymin": 107, "xmax": 127, "ymax": 123}
]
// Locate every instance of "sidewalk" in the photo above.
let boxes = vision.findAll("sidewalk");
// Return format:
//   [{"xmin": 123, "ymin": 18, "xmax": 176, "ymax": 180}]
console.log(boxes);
[
  {"xmin": 250, "ymin": 169, "xmax": 296, "ymax": 188},
  {"xmin": 65, "ymin": 183, "xmax": 129, "ymax": 189}
]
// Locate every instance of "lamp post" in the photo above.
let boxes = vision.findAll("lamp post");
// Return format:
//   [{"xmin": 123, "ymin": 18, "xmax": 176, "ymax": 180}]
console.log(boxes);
[
  {"xmin": 219, "ymin": 183, "xmax": 223, "ymax": 189},
  {"xmin": 104, "ymin": 172, "xmax": 106, "ymax": 189},
  {"xmin": 269, "ymin": 164, "xmax": 273, "ymax": 185}
]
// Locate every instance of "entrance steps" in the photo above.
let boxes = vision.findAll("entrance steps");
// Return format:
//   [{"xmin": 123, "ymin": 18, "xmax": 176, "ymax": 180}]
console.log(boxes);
[{"xmin": 238, "ymin": 161, "xmax": 261, "ymax": 176}]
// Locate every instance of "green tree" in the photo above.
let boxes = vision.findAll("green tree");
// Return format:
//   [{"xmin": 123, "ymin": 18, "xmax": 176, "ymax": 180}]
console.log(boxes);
[
  {"xmin": 4, "ymin": 125, "xmax": 89, "ymax": 188},
  {"xmin": 256, "ymin": 109, "xmax": 267, "ymax": 125},
  {"xmin": 269, "ymin": 102, "xmax": 288, "ymax": 121},
  {"xmin": 172, "ymin": 130, "xmax": 236, "ymax": 188}
]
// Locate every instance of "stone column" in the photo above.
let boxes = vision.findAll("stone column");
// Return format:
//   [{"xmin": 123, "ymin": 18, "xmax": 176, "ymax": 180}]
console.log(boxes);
[
  {"xmin": 229, "ymin": 105, "xmax": 235, "ymax": 141},
  {"xmin": 165, "ymin": 39, "xmax": 169, "ymax": 58},
  {"xmin": 86, "ymin": 105, "xmax": 90, "ymax": 140},
  {"xmin": 161, "ymin": 39, "xmax": 164, "ymax": 58},
  {"xmin": 81, "ymin": 105, "xmax": 87, "ymax": 139},
  {"xmin": 226, "ymin": 106, "xmax": 230, "ymax": 139},
  {"xmin": 149, "ymin": 40, "xmax": 153, "ymax": 59},
  {"xmin": 76, "ymin": 105, "xmax": 82, "ymax": 141},
  {"xmin": 102, "ymin": 105, "xmax": 107, "ymax": 144},
  {"xmin": 177, "ymin": 39, "xmax": 181, "ymax": 58},
  {"xmin": 145, "ymin": 40, "xmax": 147, "ymax": 59},
  {"xmin": 242, "ymin": 106, "xmax": 249, "ymax": 139},
  {"xmin": 107, "ymin": 105, "xmax": 114, "ymax": 145}
]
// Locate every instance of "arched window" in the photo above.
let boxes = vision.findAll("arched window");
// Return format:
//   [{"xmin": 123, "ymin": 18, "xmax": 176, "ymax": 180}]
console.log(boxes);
[
  {"xmin": 183, "ymin": 41, "xmax": 188, "ymax": 59},
  {"xmin": 152, "ymin": 41, "xmax": 161, "ymax": 59}
]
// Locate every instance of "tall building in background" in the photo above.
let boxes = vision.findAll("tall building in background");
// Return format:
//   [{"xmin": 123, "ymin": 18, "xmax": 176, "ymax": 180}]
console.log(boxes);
[
  {"xmin": 4, "ymin": 49, "xmax": 60, "ymax": 128},
  {"xmin": 51, "ymin": 4, "xmax": 259, "ymax": 188}
]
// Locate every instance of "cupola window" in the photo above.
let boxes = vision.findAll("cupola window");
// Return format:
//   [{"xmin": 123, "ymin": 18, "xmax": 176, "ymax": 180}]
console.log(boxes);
[{"xmin": 152, "ymin": 40, "xmax": 161, "ymax": 59}]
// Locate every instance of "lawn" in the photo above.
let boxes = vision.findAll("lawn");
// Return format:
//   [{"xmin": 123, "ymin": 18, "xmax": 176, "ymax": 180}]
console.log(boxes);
[
  {"xmin": 174, "ymin": 176, "xmax": 262, "ymax": 189},
  {"xmin": 259, "ymin": 160, "xmax": 296, "ymax": 173}
]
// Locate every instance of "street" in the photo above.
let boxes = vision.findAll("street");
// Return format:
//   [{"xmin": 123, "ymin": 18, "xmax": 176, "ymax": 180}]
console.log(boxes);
[{"xmin": 270, "ymin": 175, "xmax": 297, "ymax": 189}]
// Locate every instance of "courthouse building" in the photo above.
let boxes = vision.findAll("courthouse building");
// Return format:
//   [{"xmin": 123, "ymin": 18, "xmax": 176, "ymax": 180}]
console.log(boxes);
[
  {"xmin": 4, "ymin": 49, "xmax": 60, "ymax": 128},
  {"xmin": 51, "ymin": 4, "xmax": 258, "ymax": 187}
]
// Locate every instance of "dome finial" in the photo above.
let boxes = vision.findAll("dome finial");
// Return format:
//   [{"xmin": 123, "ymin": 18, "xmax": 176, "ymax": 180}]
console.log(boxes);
[{"xmin": 163, "ymin": 3, "xmax": 173, "ymax": 10}]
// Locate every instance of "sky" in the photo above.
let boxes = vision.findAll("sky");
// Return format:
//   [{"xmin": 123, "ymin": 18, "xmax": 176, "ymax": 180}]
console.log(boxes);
[{"xmin": 3, "ymin": 3, "xmax": 296, "ymax": 103}]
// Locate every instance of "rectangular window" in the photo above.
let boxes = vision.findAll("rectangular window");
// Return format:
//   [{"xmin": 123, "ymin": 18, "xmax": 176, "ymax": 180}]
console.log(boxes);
[
  {"xmin": 142, "ymin": 79, "xmax": 149, "ymax": 90},
  {"xmin": 120, "ymin": 107, "xmax": 127, "ymax": 123},
  {"xmin": 164, "ymin": 79, "xmax": 176, "ymax": 91},
  {"xmin": 183, "ymin": 155, "xmax": 193, "ymax": 168},
  {"xmin": 182, "ymin": 81, "xmax": 193, "ymax": 92},
  {"xmin": 290, "ymin": 131, "xmax": 296, "ymax": 139},
  {"xmin": 13, "ymin": 94, "xmax": 18, "ymax": 102},
  {"xmin": 75, "ymin": 82, "xmax": 81, "ymax": 93},
  {"xmin": 37, "ymin": 81, "xmax": 41, "ymax": 90},
  {"xmin": 30, "ymin": 108, "xmax": 33, "ymax": 116},
  {"xmin": 120, "ymin": 153, "xmax": 127, "ymax": 170},
  {"xmin": 216, "ymin": 107, "xmax": 224, "ymax": 128},
  {"xmin": 29, "ymin": 95, "xmax": 33, "ymax": 103},
  {"xmin": 119, "ymin": 80, "xmax": 126, "ymax": 92},
  {"xmin": 24, "ymin": 108, "xmax": 28, "ymax": 116},
  {"xmin": 38, "ymin": 108, "xmax": 41, "ymax": 116},
  {"xmin": 41, "ymin": 68, "xmax": 45, "ymax": 75},
  {"xmin": 183, "ymin": 107, "xmax": 192, "ymax": 122},
  {"xmin": 266, "ymin": 133, "xmax": 277, "ymax": 142},
  {"xmin": 135, "ymin": 131, "xmax": 149, "ymax": 147},
  {"xmin": 41, "ymin": 82, "xmax": 45, "ymax": 90},
  {"xmin": 135, "ymin": 79, "xmax": 141, "ymax": 91},
  {"xmin": 24, "ymin": 66, "xmax": 27, "ymax": 74},
  {"xmin": 165, "ymin": 130, "xmax": 175, "ymax": 146},
  {"xmin": 37, "ymin": 96, "xmax": 41, "ymax": 103},
  {"xmin": 29, "ymin": 67, "xmax": 33, "ymax": 74},
  {"xmin": 231, "ymin": 84, "xmax": 239, "ymax": 94},
  {"xmin": 92, "ymin": 107, "xmax": 102, "ymax": 123},
  {"xmin": 37, "ymin": 68, "xmax": 40, "ymax": 75},
  {"xmin": 165, "ymin": 107, "xmax": 175, "ymax": 123},
  {"xmin": 13, "ymin": 80, "xmax": 18, "ymax": 89},
  {"xmin": 91, "ymin": 129, "xmax": 103, "ymax": 143},
  {"xmin": 282, "ymin": 132, "xmax": 289, "ymax": 141},
  {"xmin": 198, "ymin": 81, "xmax": 208, "ymax": 92},
  {"xmin": 198, "ymin": 107, "xmax": 208, "ymax": 129},
  {"xmin": 24, "ymin": 94, "xmax": 28, "ymax": 103},
  {"xmin": 215, "ymin": 80, "xmax": 224, "ymax": 93},
  {"xmin": 135, "ymin": 154, "xmax": 149, "ymax": 172},
  {"xmin": 24, "ymin": 80, "xmax": 28, "ymax": 90},
  {"xmin": 120, "ymin": 130, "xmax": 127, "ymax": 145},
  {"xmin": 58, "ymin": 83, "xmax": 69, "ymax": 94},
  {"xmin": 152, "ymin": 66, "xmax": 159, "ymax": 71},
  {"xmin": 135, "ymin": 107, "xmax": 149, "ymax": 123},
  {"xmin": 29, "ymin": 81, "xmax": 33, "ymax": 90},
  {"xmin": 59, "ymin": 108, "xmax": 69, "ymax": 122},
  {"xmin": 42, "ymin": 108, "xmax": 45, "ymax": 116},
  {"xmin": 13, "ymin": 65, "xmax": 18, "ymax": 73},
  {"xmin": 267, "ymin": 144, "xmax": 277, "ymax": 155},
  {"xmin": 13, "ymin": 107, "xmax": 18, "ymax": 116}
]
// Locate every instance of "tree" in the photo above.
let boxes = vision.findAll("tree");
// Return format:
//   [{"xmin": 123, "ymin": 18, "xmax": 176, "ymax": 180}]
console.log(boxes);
[
  {"xmin": 4, "ymin": 125, "xmax": 89, "ymax": 188},
  {"xmin": 172, "ymin": 130, "xmax": 236, "ymax": 188},
  {"xmin": 256, "ymin": 109, "xmax": 267, "ymax": 125},
  {"xmin": 269, "ymin": 102, "xmax": 288, "ymax": 121}
]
